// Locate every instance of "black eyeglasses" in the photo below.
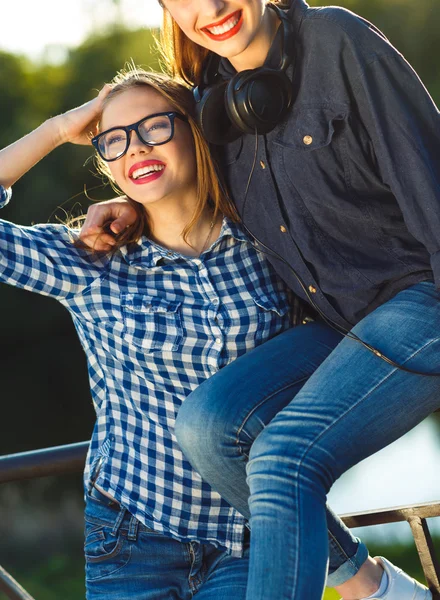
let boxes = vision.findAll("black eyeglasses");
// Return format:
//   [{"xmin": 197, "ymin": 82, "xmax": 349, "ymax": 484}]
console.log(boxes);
[{"xmin": 91, "ymin": 111, "xmax": 188, "ymax": 162}]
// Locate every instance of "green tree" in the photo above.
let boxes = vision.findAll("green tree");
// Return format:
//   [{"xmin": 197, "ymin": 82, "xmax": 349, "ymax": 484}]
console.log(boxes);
[{"xmin": 0, "ymin": 24, "xmax": 161, "ymax": 454}]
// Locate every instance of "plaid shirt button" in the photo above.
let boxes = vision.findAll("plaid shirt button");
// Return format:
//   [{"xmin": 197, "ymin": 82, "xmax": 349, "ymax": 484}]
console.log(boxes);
[{"xmin": 0, "ymin": 197, "xmax": 294, "ymax": 557}]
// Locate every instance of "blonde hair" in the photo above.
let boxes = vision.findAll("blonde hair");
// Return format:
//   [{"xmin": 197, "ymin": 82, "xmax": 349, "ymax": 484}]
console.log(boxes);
[
  {"xmin": 93, "ymin": 68, "xmax": 238, "ymax": 251},
  {"xmin": 159, "ymin": 1, "xmax": 286, "ymax": 85}
]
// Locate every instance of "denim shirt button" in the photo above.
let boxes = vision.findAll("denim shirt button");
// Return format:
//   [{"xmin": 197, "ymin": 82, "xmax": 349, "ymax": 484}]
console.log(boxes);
[
  {"xmin": 303, "ymin": 135, "xmax": 313, "ymax": 145},
  {"xmin": 308, "ymin": 285, "xmax": 317, "ymax": 293},
  {"xmin": 280, "ymin": 225, "xmax": 287, "ymax": 233}
]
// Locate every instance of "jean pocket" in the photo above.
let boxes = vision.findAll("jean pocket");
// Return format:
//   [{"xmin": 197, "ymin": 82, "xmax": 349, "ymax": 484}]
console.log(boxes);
[
  {"xmin": 121, "ymin": 294, "xmax": 182, "ymax": 352},
  {"xmin": 84, "ymin": 521, "xmax": 131, "ymax": 580}
]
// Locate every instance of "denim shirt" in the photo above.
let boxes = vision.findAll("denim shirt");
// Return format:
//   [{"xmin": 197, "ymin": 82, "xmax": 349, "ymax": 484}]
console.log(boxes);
[{"xmin": 215, "ymin": 0, "xmax": 440, "ymax": 328}]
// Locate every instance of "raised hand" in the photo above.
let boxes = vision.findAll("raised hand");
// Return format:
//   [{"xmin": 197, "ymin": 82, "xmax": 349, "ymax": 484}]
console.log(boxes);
[
  {"xmin": 55, "ymin": 84, "xmax": 112, "ymax": 147},
  {"xmin": 0, "ymin": 85, "xmax": 112, "ymax": 189}
]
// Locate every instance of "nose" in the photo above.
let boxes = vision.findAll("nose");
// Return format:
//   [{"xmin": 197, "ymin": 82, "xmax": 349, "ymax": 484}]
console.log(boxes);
[
  {"xmin": 128, "ymin": 130, "xmax": 152, "ymax": 155},
  {"xmin": 203, "ymin": 0, "xmax": 226, "ymax": 18}
]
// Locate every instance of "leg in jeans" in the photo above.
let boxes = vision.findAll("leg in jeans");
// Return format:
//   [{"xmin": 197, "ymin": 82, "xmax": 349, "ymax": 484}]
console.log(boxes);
[
  {"xmin": 85, "ymin": 486, "xmax": 250, "ymax": 600},
  {"xmin": 245, "ymin": 281, "xmax": 440, "ymax": 599},
  {"xmin": 175, "ymin": 320, "xmax": 368, "ymax": 585},
  {"xmin": 196, "ymin": 538, "xmax": 250, "ymax": 600}
]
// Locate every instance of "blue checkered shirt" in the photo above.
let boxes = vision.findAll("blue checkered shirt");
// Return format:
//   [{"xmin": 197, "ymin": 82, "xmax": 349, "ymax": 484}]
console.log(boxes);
[{"xmin": 0, "ymin": 185, "xmax": 294, "ymax": 555}]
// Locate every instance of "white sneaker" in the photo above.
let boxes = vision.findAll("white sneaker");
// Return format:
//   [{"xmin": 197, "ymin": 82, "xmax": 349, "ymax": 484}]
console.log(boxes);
[{"xmin": 368, "ymin": 556, "xmax": 432, "ymax": 600}]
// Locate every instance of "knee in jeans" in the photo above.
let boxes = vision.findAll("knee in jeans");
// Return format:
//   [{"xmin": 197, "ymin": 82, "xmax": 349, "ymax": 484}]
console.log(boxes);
[
  {"xmin": 175, "ymin": 385, "xmax": 229, "ymax": 464},
  {"xmin": 174, "ymin": 394, "xmax": 205, "ymax": 459},
  {"xmin": 247, "ymin": 427, "xmax": 335, "ymax": 496},
  {"xmin": 248, "ymin": 426, "xmax": 286, "ymax": 468}
]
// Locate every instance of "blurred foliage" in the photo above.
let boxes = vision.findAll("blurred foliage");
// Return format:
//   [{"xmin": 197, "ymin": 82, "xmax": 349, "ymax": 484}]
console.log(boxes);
[
  {"xmin": 0, "ymin": 0, "xmax": 439, "ymax": 594},
  {"xmin": 0, "ymin": 0, "xmax": 437, "ymax": 456},
  {"xmin": 0, "ymin": 23, "xmax": 161, "ymax": 456},
  {"xmin": 0, "ymin": 556, "xmax": 85, "ymax": 600}
]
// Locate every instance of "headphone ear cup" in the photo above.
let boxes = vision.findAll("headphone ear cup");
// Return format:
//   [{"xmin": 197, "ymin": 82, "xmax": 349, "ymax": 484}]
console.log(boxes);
[
  {"xmin": 226, "ymin": 70, "xmax": 293, "ymax": 135},
  {"xmin": 195, "ymin": 80, "xmax": 242, "ymax": 145}
]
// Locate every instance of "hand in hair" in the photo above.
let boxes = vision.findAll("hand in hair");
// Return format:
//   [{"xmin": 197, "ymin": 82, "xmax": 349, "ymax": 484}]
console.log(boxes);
[
  {"xmin": 0, "ymin": 85, "xmax": 112, "ymax": 189},
  {"xmin": 56, "ymin": 84, "xmax": 112, "ymax": 147}
]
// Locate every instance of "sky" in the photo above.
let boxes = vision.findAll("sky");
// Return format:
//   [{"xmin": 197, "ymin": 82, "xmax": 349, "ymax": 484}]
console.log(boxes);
[
  {"xmin": 2, "ymin": 0, "xmax": 439, "ymax": 547},
  {"xmin": 327, "ymin": 416, "xmax": 440, "ymax": 542},
  {"xmin": 0, "ymin": 0, "xmax": 163, "ymax": 61}
]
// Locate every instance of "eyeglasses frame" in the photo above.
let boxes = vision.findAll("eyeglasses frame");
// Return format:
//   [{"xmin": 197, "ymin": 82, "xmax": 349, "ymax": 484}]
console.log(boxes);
[{"xmin": 91, "ymin": 111, "xmax": 189, "ymax": 162}]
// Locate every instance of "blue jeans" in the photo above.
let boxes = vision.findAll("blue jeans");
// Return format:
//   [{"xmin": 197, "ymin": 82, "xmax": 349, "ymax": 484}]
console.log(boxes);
[
  {"xmin": 85, "ymin": 486, "xmax": 250, "ymax": 599},
  {"xmin": 175, "ymin": 320, "xmax": 367, "ymax": 587},
  {"xmin": 176, "ymin": 281, "xmax": 440, "ymax": 598}
]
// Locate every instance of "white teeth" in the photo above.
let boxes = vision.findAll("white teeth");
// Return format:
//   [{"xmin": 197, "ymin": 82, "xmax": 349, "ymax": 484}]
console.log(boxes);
[
  {"xmin": 131, "ymin": 164, "xmax": 164, "ymax": 180},
  {"xmin": 207, "ymin": 14, "xmax": 240, "ymax": 36}
]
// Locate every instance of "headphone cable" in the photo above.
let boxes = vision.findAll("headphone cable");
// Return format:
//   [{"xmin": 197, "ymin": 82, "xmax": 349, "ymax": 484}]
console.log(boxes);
[{"xmin": 238, "ymin": 130, "xmax": 440, "ymax": 377}]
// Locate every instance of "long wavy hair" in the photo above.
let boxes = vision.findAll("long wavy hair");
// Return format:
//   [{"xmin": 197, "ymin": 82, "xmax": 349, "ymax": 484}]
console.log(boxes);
[
  {"xmin": 90, "ymin": 68, "xmax": 238, "ymax": 251},
  {"xmin": 158, "ymin": 1, "xmax": 286, "ymax": 85}
]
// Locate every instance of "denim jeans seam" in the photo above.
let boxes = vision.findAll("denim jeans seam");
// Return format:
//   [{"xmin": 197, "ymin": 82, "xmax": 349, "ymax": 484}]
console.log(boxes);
[
  {"xmin": 85, "ymin": 514, "xmax": 119, "ymax": 528},
  {"xmin": 187, "ymin": 543, "xmax": 202, "ymax": 594},
  {"xmin": 86, "ymin": 546, "xmax": 133, "ymax": 581},
  {"xmin": 327, "ymin": 529, "xmax": 356, "ymax": 568},
  {"xmin": 85, "ymin": 534, "xmax": 126, "ymax": 564},
  {"xmin": 288, "ymin": 335, "xmax": 440, "ymax": 591},
  {"xmin": 235, "ymin": 376, "xmax": 309, "ymax": 450},
  {"xmin": 299, "ymin": 333, "xmax": 440, "ymax": 463}
]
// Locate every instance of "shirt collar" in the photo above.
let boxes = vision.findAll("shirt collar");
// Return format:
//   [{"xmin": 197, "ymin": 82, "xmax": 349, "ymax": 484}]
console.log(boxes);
[{"xmin": 119, "ymin": 217, "xmax": 249, "ymax": 267}]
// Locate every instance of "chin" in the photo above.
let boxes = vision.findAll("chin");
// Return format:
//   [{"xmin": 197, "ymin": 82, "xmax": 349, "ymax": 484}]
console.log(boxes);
[{"xmin": 211, "ymin": 37, "xmax": 251, "ymax": 60}]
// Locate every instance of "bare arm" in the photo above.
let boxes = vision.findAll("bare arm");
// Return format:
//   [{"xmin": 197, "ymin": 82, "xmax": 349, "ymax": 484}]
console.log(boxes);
[{"xmin": 0, "ymin": 85, "xmax": 111, "ymax": 188}]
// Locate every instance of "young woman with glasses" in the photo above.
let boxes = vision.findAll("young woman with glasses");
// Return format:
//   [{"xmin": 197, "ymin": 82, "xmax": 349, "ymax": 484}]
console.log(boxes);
[{"xmin": 0, "ymin": 67, "xmax": 347, "ymax": 599}]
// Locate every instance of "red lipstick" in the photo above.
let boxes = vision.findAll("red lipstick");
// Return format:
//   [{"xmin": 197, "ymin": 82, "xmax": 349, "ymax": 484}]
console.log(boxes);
[
  {"xmin": 128, "ymin": 159, "xmax": 166, "ymax": 185},
  {"xmin": 202, "ymin": 10, "xmax": 243, "ymax": 42}
]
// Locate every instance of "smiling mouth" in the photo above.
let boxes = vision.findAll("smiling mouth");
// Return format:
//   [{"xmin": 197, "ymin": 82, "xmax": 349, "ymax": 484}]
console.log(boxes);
[
  {"xmin": 202, "ymin": 10, "xmax": 243, "ymax": 40},
  {"xmin": 131, "ymin": 164, "xmax": 164, "ymax": 181},
  {"xmin": 128, "ymin": 162, "xmax": 166, "ymax": 186}
]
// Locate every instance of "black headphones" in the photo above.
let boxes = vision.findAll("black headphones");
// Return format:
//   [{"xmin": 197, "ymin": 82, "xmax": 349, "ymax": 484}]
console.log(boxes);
[{"xmin": 193, "ymin": 3, "xmax": 295, "ymax": 145}]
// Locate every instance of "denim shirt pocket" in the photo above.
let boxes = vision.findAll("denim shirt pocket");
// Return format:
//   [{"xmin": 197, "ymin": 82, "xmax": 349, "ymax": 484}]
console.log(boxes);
[
  {"xmin": 274, "ymin": 105, "xmax": 373, "ymax": 221},
  {"xmin": 276, "ymin": 105, "xmax": 347, "ymax": 151},
  {"xmin": 121, "ymin": 294, "xmax": 183, "ymax": 352}
]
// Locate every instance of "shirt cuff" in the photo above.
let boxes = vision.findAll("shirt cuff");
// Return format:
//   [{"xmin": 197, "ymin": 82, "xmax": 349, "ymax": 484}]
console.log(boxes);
[
  {"xmin": 0, "ymin": 185, "xmax": 11, "ymax": 209},
  {"xmin": 430, "ymin": 250, "xmax": 440, "ymax": 289}
]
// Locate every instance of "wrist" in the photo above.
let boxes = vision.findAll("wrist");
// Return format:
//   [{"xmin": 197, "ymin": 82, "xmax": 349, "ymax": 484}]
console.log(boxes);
[{"xmin": 44, "ymin": 115, "xmax": 69, "ymax": 148}]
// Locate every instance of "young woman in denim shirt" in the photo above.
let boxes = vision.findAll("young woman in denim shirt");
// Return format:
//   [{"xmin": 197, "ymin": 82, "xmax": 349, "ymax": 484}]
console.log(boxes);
[{"xmin": 78, "ymin": 1, "xmax": 440, "ymax": 598}]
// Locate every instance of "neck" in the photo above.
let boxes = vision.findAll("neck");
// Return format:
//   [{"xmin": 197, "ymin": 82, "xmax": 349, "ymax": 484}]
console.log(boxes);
[
  {"xmin": 229, "ymin": 5, "xmax": 281, "ymax": 72},
  {"xmin": 147, "ymin": 200, "xmax": 222, "ymax": 257}
]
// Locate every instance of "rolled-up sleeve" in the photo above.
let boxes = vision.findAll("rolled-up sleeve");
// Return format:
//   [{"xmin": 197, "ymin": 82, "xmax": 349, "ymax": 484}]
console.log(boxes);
[
  {"xmin": 0, "ymin": 186, "xmax": 12, "ymax": 208},
  {"xmin": 0, "ymin": 185, "xmax": 108, "ymax": 299},
  {"xmin": 352, "ymin": 52, "xmax": 440, "ymax": 287}
]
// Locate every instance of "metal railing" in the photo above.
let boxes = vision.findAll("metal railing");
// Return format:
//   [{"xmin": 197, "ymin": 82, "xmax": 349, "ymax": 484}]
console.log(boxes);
[{"xmin": 0, "ymin": 442, "xmax": 439, "ymax": 599}]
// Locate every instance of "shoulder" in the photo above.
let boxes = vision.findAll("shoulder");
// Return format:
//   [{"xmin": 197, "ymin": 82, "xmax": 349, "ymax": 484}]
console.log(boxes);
[
  {"xmin": 20, "ymin": 223, "xmax": 111, "ymax": 267},
  {"xmin": 293, "ymin": 3, "xmax": 399, "ymax": 61},
  {"xmin": 25, "ymin": 222, "xmax": 79, "ymax": 245}
]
